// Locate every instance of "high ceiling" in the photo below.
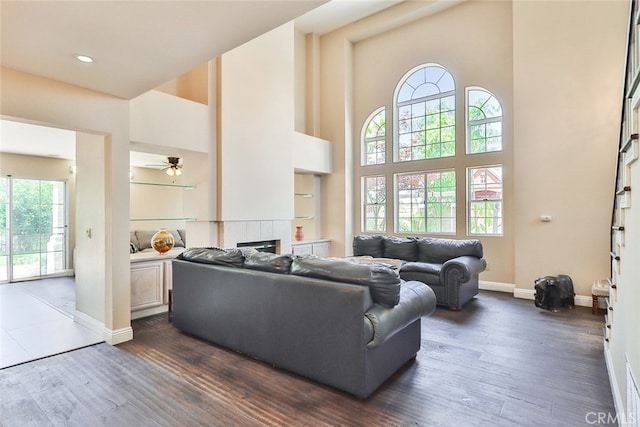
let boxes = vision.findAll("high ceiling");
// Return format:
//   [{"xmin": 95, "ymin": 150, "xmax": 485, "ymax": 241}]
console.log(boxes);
[
  {"xmin": 0, "ymin": 0, "xmax": 403, "ymax": 165},
  {"xmin": 1, "ymin": 0, "xmax": 328, "ymax": 100},
  {"xmin": 1, "ymin": 0, "xmax": 401, "ymax": 100}
]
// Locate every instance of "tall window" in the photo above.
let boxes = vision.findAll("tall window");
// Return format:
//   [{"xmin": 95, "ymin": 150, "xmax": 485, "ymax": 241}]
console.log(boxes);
[
  {"xmin": 362, "ymin": 108, "xmax": 386, "ymax": 166},
  {"xmin": 468, "ymin": 166, "xmax": 503, "ymax": 235},
  {"xmin": 396, "ymin": 170, "xmax": 456, "ymax": 234},
  {"xmin": 362, "ymin": 176, "xmax": 386, "ymax": 232},
  {"xmin": 357, "ymin": 62, "xmax": 506, "ymax": 237},
  {"xmin": 395, "ymin": 64, "xmax": 455, "ymax": 161},
  {"xmin": 467, "ymin": 87, "xmax": 503, "ymax": 154}
]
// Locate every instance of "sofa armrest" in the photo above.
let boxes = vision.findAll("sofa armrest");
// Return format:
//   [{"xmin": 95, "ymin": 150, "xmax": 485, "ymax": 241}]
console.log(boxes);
[
  {"xmin": 364, "ymin": 281, "xmax": 436, "ymax": 348},
  {"xmin": 440, "ymin": 256, "xmax": 487, "ymax": 283}
]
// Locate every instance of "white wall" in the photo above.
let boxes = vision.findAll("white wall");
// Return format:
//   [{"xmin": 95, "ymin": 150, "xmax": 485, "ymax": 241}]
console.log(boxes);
[
  {"xmin": 219, "ymin": 22, "xmax": 295, "ymax": 221},
  {"xmin": 75, "ymin": 132, "xmax": 107, "ymax": 323},
  {"xmin": 130, "ymin": 90, "xmax": 211, "ymax": 154},
  {"xmin": 512, "ymin": 1, "xmax": 627, "ymax": 296},
  {"xmin": 318, "ymin": 35, "xmax": 354, "ymax": 257}
]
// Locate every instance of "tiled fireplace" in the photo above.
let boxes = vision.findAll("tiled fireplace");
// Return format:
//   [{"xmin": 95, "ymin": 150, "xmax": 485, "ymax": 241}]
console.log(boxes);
[{"xmin": 220, "ymin": 220, "xmax": 292, "ymax": 254}]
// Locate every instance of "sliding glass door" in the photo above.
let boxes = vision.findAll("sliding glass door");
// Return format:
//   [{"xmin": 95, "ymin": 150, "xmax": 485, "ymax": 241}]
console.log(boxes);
[
  {"xmin": 0, "ymin": 177, "xmax": 68, "ymax": 282},
  {"xmin": 0, "ymin": 178, "xmax": 7, "ymax": 281}
]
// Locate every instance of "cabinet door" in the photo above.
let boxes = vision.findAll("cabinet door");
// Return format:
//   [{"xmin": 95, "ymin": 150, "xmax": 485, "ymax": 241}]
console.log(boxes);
[
  {"xmin": 131, "ymin": 261, "xmax": 163, "ymax": 311},
  {"xmin": 292, "ymin": 244, "xmax": 313, "ymax": 256},
  {"xmin": 312, "ymin": 242, "xmax": 330, "ymax": 258}
]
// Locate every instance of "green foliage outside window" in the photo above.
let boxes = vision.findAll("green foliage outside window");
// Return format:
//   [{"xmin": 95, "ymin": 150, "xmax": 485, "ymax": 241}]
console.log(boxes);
[
  {"xmin": 363, "ymin": 109, "xmax": 386, "ymax": 166},
  {"xmin": 467, "ymin": 89, "xmax": 502, "ymax": 154},
  {"xmin": 397, "ymin": 170, "xmax": 455, "ymax": 233},
  {"xmin": 468, "ymin": 166, "xmax": 503, "ymax": 235},
  {"xmin": 396, "ymin": 65, "xmax": 456, "ymax": 162},
  {"xmin": 0, "ymin": 178, "xmax": 66, "ymax": 274},
  {"xmin": 363, "ymin": 176, "xmax": 386, "ymax": 232}
]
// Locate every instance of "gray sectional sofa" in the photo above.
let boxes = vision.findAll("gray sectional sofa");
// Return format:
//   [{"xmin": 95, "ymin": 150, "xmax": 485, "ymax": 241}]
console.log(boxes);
[
  {"xmin": 171, "ymin": 248, "xmax": 437, "ymax": 398},
  {"xmin": 353, "ymin": 235, "xmax": 487, "ymax": 310}
]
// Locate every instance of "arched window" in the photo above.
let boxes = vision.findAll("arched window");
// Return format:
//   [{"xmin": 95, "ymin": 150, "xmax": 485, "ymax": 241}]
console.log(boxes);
[
  {"xmin": 466, "ymin": 87, "xmax": 503, "ymax": 154},
  {"xmin": 361, "ymin": 107, "xmax": 386, "ymax": 166},
  {"xmin": 394, "ymin": 64, "xmax": 455, "ymax": 162}
]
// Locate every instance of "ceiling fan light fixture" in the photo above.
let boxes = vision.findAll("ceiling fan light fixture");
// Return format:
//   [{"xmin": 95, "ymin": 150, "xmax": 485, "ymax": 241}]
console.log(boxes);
[{"xmin": 161, "ymin": 156, "xmax": 183, "ymax": 176}]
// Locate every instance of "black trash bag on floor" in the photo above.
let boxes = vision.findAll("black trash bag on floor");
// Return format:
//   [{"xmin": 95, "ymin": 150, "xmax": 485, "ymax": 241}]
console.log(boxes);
[{"xmin": 534, "ymin": 274, "xmax": 575, "ymax": 311}]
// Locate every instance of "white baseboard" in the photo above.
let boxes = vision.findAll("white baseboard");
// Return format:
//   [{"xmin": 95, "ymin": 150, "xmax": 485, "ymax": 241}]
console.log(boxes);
[
  {"xmin": 104, "ymin": 326, "xmax": 134, "ymax": 345},
  {"xmin": 75, "ymin": 311, "xmax": 133, "ymax": 344},
  {"xmin": 74, "ymin": 310, "xmax": 105, "ymax": 336},
  {"xmin": 604, "ymin": 344, "xmax": 623, "ymax": 423},
  {"xmin": 513, "ymin": 287, "xmax": 535, "ymax": 300},
  {"xmin": 482, "ymin": 281, "xmax": 592, "ymax": 308},
  {"xmin": 573, "ymin": 295, "xmax": 593, "ymax": 308},
  {"xmin": 131, "ymin": 305, "xmax": 168, "ymax": 320},
  {"xmin": 479, "ymin": 280, "xmax": 515, "ymax": 293}
]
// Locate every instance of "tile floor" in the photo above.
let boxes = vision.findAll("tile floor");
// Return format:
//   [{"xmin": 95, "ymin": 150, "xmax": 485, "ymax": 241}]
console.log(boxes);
[{"xmin": 0, "ymin": 278, "xmax": 103, "ymax": 369}]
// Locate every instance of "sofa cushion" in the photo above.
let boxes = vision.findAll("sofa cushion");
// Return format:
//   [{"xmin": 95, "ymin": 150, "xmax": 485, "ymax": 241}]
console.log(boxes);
[
  {"xmin": 169, "ymin": 230, "xmax": 185, "ymax": 248},
  {"xmin": 244, "ymin": 252, "xmax": 294, "ymax": 274},
  {"xmin": 177, "ymin": 229, "xmax": 187, "ymax": 246},
  {"xmin": 134, "ymin": 230, "xmax": 155, "ymax": 250},
  {"xmin": 346, "ymin": 256, "xmax": 404, "ymax": 269},
  {"xmin": 177, "ymin": 247, "xmax": 245, "ymax": 268},
  {"xmin": 400, "ymin": 262, "xmax": 441, "ymax": 275},
  {"xmin": 417, "ymin": 237, "xmax": 483, "ymax": 264},
  {"xmin": 353, "ymin": 235, "xmax": 385, "ymax": 258},
  {"xmin": 130, "ymin": 231, "xmax": 140, "ymax": 251},
  {"xmin": 382, "ymin": 236, "xmax": 418, "ymax": 262},
  {"xmin": 291, "ymin": 256, "xmax": 401, "ymax": 307}
]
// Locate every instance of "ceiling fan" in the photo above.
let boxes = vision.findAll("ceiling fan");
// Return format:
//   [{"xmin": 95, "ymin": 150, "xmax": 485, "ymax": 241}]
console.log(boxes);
[
  {"xmin": 163, "ymin": 156, "xmax": 183, "ymax": 176},
  {"xmin": 146, "ymin": 156, "xmax": 183, "ymax": 176}
]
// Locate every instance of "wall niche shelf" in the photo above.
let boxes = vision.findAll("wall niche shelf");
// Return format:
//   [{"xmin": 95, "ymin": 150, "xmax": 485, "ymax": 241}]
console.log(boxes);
[
  {"xmin": 131, "ymin": 217, "xmax": 197, "ymax": 222},
  {"xmin": 130, "ymin": 181, "xmax": 195, "ymax": 190}
]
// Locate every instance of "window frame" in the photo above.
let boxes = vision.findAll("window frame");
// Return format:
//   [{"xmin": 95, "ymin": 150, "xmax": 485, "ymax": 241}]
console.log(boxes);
[
  {"xmin": 361, "ymin": 107, "xmax": 386, "ymax": 166},
  {"xmin": 394, "ymin": 169, "xmax": 456, "ymax": 235},
  {"xmin": 467, "ymin": 164, "xmax": 504, "ymax": 236},
  {"xmin": 466, "ymin": 87, "xmax": 503, "ymax": 154},
  {"xmin": 361, "ymin": 175, "xmax": 387, "ymax": 233},
  {"xmin": 393, "ymin": 63, "xmax": 456, "ymax": 163}
]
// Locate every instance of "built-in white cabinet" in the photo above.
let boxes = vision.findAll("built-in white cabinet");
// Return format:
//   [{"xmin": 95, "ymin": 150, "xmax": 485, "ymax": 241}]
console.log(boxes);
[
  {"xmin": 130, "ymin": 250, "xmax": 181, "ymax": 319},
  {"xmin": 131, "ymin": 261, "xmax": 164, "ymax": 310},
  {"xmin": 291, "ymin": 239, "xmax": 330, "ymax": 257}
]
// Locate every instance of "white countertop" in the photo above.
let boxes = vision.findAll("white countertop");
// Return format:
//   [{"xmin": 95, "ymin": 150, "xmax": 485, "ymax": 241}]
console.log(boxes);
[
  {"xmin": 290, "ymin": 239, "xmax": 330, "ymax": 245},
  {"xmin": 130, "ymin": 248, "xmax": 185, "ymax": 263}
]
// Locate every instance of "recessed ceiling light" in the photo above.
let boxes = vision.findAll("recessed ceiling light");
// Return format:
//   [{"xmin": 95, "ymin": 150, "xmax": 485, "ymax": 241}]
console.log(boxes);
[{"xmin": 75, "ymin": 54, "xmax": 94, "ymax": 63}]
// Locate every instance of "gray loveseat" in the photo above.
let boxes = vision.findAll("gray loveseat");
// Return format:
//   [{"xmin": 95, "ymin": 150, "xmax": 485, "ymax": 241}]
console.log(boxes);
[
  {"xmin": 353, "ymin": 235, "xmax": 487, "ymax": 310},
  {"xmin": 171, "ymin": 247, "xmax": 437, "ymax": 398}
]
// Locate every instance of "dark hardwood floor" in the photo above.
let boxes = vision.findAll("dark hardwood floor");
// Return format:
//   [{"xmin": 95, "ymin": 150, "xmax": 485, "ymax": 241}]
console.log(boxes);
[{"xmin": 0, "ymin": 291, "xmax": 615, "ymax": 426}]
